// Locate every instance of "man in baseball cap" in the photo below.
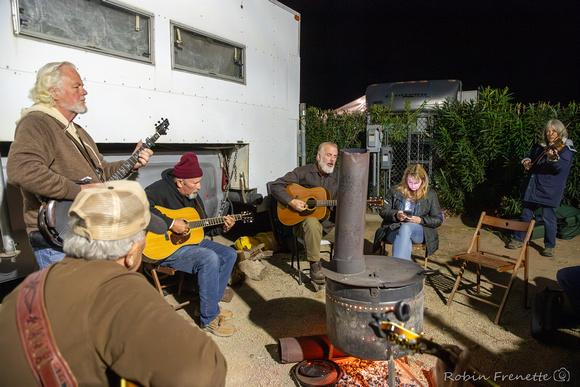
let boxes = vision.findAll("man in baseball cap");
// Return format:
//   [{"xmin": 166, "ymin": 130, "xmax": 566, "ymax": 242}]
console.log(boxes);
[{"xmin": 0, "ymin": 180, "xmax": 227, "ymax": 385}]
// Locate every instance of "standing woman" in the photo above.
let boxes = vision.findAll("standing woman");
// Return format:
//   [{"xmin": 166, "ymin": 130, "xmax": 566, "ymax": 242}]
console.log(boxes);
[
  {"xmin": 373, "ymin": 164, "xmax": 443, "ymax": 260},
  {"xmin": 507, "ymin": 119, "xmax": 576, "ymax": 257}
]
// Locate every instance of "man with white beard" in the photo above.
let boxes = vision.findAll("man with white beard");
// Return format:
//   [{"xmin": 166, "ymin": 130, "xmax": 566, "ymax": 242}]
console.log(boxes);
[
  {"xmin": 7, "ymin": 61, "xmax": 152, "ymax": 269},
  {"xmin": 270, "ymin": 142, "xmax": 339, "ymax": 284}
]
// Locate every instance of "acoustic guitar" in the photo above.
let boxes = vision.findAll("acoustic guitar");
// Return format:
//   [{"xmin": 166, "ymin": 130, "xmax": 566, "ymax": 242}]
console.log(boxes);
[
  {"xmin": 372, "ymin": 319, "xmax": 500, "ymax": 387},
  {"xmin": 37, "ymin": 118, "xmax": 170, "ymax": 247},
  {"xmin": 276, "ymin": 183, "xmax": 383, "ymax": 226},
  {"xmin": 143, "ymin": 206, "xmax": 254, "ymax": 260}
]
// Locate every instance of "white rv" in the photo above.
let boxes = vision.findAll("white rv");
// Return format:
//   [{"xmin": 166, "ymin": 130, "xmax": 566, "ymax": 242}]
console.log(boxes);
[{"xmin": 0, "ymin": 0, "xmax": 301, "ymax": 280}]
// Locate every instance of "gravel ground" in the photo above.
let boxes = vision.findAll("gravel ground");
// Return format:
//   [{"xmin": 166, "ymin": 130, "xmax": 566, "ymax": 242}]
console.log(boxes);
[{"xmin": 161, "ymin": 213, "xmax": 580, "ymax": 387}]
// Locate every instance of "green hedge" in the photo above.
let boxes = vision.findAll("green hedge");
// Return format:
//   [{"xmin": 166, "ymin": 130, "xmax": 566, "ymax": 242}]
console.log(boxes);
[{"xmin": 303, "ymin": 87, "xmax": 580, "ymax": 217}]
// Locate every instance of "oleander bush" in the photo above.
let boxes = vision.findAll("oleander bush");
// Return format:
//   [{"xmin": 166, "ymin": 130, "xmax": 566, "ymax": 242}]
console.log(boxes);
[{"xmin": 303, "ymin": 87, "xmax": 580, "ymax": 216}]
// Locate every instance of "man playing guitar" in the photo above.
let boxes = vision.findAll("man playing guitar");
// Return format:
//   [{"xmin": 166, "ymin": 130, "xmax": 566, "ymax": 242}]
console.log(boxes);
[
  {"xmin": 7, "ymin": 61, "xmax": 152, "ymax": 269},
  {"xmin": 270, "ymin": 141, "xmax": 339, "ymax": 284}
]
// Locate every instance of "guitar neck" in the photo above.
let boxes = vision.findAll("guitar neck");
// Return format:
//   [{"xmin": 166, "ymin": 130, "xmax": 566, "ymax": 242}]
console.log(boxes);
[
  {"xmin": 109, "ymin": 133, "xmax": 162, "ymax": 181},
  {"xmin": 189, "ymin": 213, "xmax": 245, "ymax": 229},
  {"xmin": 314, "ymin": 200, "xmax": 337, "ymax": 207}
]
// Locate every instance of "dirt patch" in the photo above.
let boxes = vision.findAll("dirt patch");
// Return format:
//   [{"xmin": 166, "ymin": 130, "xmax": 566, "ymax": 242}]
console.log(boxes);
[{"xmin": 160, "ymin": 213, "xmax": 580, "ymax": 386}]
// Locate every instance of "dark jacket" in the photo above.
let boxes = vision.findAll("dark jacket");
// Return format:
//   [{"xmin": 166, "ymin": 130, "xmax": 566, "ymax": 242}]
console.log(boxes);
[
  {"xmin": 144, "ymin": 169, "xmax": 221, "ymax": 236},
  {"xmin": 270, "ymin": 163, "xmax": 339, "ymax": 234},
  {"xmin": 374, "ymin": 188, "xmax": 443, "ymax": 256},
  {"xmin": 522, "ymin": 140, "xmax": 576, "ymax": 207}
]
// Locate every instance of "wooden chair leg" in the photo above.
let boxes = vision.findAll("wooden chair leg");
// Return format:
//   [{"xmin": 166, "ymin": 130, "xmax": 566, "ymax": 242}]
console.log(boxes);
[
  {"xmin": 447, "ymin": 261, "xmax": 467, "ymax": 306},
  {"xmin": 476, "ymin": 264, "xmax": 481, "ymax": 295},
  {"xmin": 151, "ymin": 268, "xmax": 164, "ymax": 297},
  {"xmin": 494, "ymin": 270, "xmax": 519, "ymax": 325}
]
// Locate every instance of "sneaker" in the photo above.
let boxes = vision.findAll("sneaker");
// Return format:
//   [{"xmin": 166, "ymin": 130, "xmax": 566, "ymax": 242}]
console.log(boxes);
[
  {"xmin": 195, "ymin": 306, "xmax": 233, "ymax": 321},
  {"xmin": 202, "ymin": 316, "xmax": 236, "ymax": 337},
  {"xmin": 541, "ymin": 247, "xmax": 554, "ymax": 257},
  {"xmin": 506, "ymin": 240, "xmax": 523, "ymax": 249},
  {"xmin": 309, "ymin": 261, "xmax": 325, "ymax": 284}
]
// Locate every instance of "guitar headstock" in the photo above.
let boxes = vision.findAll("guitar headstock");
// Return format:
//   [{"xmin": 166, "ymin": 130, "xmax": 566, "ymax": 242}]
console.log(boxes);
[
  {"xmin": 368, "ymin": 197, "xmax": 384, "ymax": 209},
  {"xmin": 155, "ymin": 118, "xmax": 170, "ymax": 135},
  {"xmin": 376, "ymin": 321, "xmax": 444, "ymax": 360},
  {"xmin": 240, "ymin": 211, "xmax": 254, "ymax": 223}
]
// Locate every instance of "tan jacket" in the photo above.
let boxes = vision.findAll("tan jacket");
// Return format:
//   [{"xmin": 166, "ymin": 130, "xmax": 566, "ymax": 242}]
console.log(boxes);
[
  {"xmin": 7, "ymin": 107, "xmax": 126, "ymax": 233},
  {"xmin": 0, "ymin": 258, "xmax": 227, "ymax": 386}
]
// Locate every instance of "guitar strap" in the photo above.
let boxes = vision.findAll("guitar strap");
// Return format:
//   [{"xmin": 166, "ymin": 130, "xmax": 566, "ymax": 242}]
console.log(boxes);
[
  {"xmin": 64, "ymin": 130, "xmax": 105, "ymax": 183},
  {"xmin": 16, "ymin": 265, "xmax": 78, "ymax": 387}
]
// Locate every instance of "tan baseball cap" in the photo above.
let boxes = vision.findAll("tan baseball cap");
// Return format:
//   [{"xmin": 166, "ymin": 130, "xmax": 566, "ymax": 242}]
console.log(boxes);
[{"xmin": 68, "ymin": 180, "xmax": 166, "ymax": 241}]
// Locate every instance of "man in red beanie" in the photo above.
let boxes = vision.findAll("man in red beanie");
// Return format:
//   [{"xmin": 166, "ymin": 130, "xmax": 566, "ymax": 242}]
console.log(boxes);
[{"xmin": 144, "ymin": 153, "xmax": 238, "ymax": 337}]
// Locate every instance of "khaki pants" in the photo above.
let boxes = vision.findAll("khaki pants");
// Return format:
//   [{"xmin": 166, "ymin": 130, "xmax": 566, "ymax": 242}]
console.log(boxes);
[{"xmin": 293, "ymin": 217, "xmax": 322, "ymax": 262}]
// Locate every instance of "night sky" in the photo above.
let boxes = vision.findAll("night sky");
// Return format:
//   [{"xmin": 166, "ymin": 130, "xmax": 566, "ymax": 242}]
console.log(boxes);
[{"xmin": 277, "ymin": 0, "xmax": 580, "ymax": 110}]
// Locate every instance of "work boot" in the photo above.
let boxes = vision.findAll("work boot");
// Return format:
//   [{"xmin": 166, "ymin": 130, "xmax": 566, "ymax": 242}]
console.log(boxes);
[
  {"xmin": 202, "ymin": 316, "xmax": 236, "ymax": 337},
  {"xmin": 195, "ymin": 306, "xmax": 233, "ymax": 321},
  {"xmin": 506, "ymin": 239, "xmax": 523, "ymax": 249},
  {"xmin": 541, "ymin": 247, "xmax": 554, "ymax": 257},
  {"xmin": 309, "ymin": 261, "xmax": 325, "ymax": 284}
]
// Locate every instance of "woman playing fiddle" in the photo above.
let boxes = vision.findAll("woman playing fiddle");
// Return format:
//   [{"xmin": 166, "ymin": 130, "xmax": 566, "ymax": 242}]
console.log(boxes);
[
  {"xmin": 507, "ymin": 119, "xmax": 576, "ymax": 257},
  {"xmin": 373, "ymin": 164, "xmax": 443, "ymax": 260}
]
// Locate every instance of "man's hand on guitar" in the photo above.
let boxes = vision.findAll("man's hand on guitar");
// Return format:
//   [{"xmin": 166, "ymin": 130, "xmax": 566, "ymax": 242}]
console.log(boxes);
[
  {"xmin": 132, "ymin": 141, "xmax": 154, "ymax": 170},
  {"xmin": 222, "ymin": 215, "xmax": 235, "ymax": 233},
  {"xmin": 288, "ymin": 198, "xmax": 307, "ymax": 212},
  {"xmin": 80, "ymin": 183, "xmax": 103, "ymax": 190},
  {"xmin": 432, "ymin": 344, "xmax": 472, "ymax": 387},
  {"xmin": 170, "ymin": 218, "xmax": 189, "ymax": 234}
]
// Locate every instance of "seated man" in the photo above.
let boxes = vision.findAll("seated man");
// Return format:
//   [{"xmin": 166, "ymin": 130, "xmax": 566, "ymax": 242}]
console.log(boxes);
[
  {"xmin": 270, "ymin": 142, "xmax": 339, "ymax": 284},
  {"xmin": 0, "ymin": 181, "xmax": 227, "ymax": 386},
  {"xmin": 145, "ymin": 152, "xmax": 238, "ymax": 337}
]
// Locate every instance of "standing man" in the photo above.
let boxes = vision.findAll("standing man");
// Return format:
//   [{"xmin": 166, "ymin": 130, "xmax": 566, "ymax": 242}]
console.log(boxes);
[
  {"xmin": 0, "ymin": 181, "xmax": 227, "ymax": 386},
  {"xmin": 7, "ymin": 61, "xmax": 152, "ymax": 269},
  {"xmin": 270, "ymin": 142, "xmax": 339, "ymax": 284},
  {"xmin": 145, "ymin": 152, "xmax": 238, "ymax": 337}
]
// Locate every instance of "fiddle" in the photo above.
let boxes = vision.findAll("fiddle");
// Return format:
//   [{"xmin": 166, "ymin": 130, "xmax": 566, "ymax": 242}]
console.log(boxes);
[{"xmin": 545, "ymin": 138, "xmax": 565, "ymax": 160}]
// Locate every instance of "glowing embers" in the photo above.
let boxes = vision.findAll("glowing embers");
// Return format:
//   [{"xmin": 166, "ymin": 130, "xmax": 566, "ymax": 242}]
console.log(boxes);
[{"xmin": 335, "ymin": 357, "xmax": 423, "ymax": 387}]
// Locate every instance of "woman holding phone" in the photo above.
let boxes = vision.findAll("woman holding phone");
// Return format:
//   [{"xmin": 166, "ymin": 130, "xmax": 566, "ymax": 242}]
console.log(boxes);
[{"xmin": 373, "ymin": 164, "xmax": 443, "ymax": 260}]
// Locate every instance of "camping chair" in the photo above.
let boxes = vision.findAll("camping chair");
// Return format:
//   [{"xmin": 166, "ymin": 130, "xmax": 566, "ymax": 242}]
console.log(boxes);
[
  {"xmin": 446, "ymin": 212, "xmax": 535, "ymax": 325},
  {"xmin": 379, "ymin": 241, "xmax": 429, "ymax": 269}
]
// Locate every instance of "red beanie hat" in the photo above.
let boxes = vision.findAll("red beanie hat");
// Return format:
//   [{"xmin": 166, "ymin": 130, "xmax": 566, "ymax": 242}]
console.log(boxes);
[{"xmin": 172, "ymin": 153, "xmax": 203, "ymax": 179}]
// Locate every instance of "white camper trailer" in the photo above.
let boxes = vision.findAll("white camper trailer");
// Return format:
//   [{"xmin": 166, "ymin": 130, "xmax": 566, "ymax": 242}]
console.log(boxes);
[{"xmin": 0, "ymin": 0, "xmax": 301, "ymax": 280}]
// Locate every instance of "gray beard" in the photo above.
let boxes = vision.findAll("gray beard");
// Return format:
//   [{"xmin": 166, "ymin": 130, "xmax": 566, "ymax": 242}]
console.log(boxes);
[
  {"xmin": 319, "ymin": 162, "xmax": 334, "ymax": 174},
  {"xmin": 188, "ymin": 191, "xmax": 198, "ymax": 200},
  {"xmin": 61, "ymin": 101, "xmax": 87, "ymax": 114}
]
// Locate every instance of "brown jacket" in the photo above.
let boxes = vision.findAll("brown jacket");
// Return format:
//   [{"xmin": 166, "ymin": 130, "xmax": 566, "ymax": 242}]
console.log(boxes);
[
  {"xmin": 0, "ymin": 258, "xmax": 227, "ymax": 386},
  {"xmin": 7, "ymin": 108, "xmax": 126, "ymax": 233},
  {"xmin": 270, "ymin": 163, "xmax": 339, "ymax": 234}
]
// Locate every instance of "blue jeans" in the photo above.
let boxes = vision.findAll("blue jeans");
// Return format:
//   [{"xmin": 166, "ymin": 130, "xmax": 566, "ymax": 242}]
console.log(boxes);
[
  {"xmin": 160, "ymin": 238, "xmax": 237, "ymax": 326},
  {"xmin": 29, "ymin": 232, "xmax": 66, "ymax": 269},
  {"xmin": 386, "ymin": 222, "xmax": 424, "ymax": 261},
  {"xmin": 514, "ymin": 202, "xmax": 556, "ymax": 248}
]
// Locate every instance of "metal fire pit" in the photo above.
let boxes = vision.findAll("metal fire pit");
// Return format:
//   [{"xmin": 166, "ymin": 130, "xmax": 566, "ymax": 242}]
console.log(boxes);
[
  {"xmin": 323, "ymin": 255, "xmax": 425, "ymax": 361},
  {"xmin": 323, "ymin": 149, "xmax": 425, "ymax": 361}
]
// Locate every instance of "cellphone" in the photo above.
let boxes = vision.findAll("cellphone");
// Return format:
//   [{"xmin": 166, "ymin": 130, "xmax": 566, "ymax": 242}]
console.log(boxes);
[{"xmin": 403, "ymin": 210, "xmax": 412, "ymax": 216}]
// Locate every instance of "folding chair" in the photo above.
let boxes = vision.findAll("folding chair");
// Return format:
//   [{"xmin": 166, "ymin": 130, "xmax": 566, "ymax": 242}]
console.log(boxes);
[
  {"xmin": 379, "ymin": 241, "xmax": 429, "ymax": 269},
  {"xmin": 142, "ymin": 260, "xmax": 189, "ymax": 310},
  {"xmin": 446, "ymin": 212, "xmax": 535, "ymax": 325}
]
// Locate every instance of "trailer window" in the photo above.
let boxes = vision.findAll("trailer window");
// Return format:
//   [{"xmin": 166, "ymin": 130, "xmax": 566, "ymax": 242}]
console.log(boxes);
[
  {"xmin": 12, "ymin": 0, "xmax": 152, "ymax": 63},
  {"xmin": 172, "ymin": 23, "xmax": 245, "ymax": 83}
]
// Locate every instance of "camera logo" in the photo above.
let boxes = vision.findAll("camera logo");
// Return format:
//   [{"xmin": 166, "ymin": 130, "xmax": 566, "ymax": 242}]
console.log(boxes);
[{"xmin": 553, "ymin": 368, "xmax": 570, "ymax": 383}]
